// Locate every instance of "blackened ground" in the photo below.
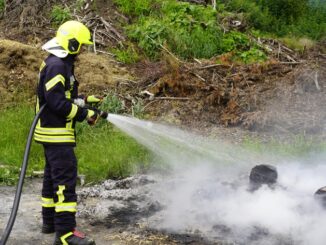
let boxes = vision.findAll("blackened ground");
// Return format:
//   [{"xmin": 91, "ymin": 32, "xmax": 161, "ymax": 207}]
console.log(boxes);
[{"xmin": 0, "ymin": 177, "xmax": 218, "ymax": 245}]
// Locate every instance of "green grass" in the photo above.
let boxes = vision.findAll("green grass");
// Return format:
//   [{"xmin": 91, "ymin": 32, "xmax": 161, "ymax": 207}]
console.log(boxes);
[
  {"xmin": 242, "ymin": 136, "xmax": 326, "ymax": 158},
  {"xmin": 50, "ymin": 5, "xmax": 71, "ymax": 25},
  {"xmin": 115, "ymin": 0, "xmax": 271, "ymax": 61},
  {"xmin": 0, "ymin": 105, "xmax": 44, "ymax": 185},
  {"xmin": 75, "ymin": 122, "xmax": 151, "ymax": 182},
  {"xmin": 111, "ymin": 45, "xmax": 140, "ymax": 64},
  {"xmin": 126, "ymin": 1, "xmax": 225, "ymax": 59},
  {"xmin": 222, "ymin": 0, "xmax": 326, "ymax": 40},
  {"xmin": 0, "ymin": 104, "xmax": 151, "ymax": 185},
  {"xmin": 113, "ymin": 0, "xmax": 157, "ymax": 16},
  {"xmin": 1, "ymin": 104, "xmax": 325, "ymax": 185},
  {"xmin": 280, "ymin": 37, "xmax": 315, "ymax": 52},
  {"xmin": 112, "ymin": 0, "xmax": 324, "ymax": 61}
]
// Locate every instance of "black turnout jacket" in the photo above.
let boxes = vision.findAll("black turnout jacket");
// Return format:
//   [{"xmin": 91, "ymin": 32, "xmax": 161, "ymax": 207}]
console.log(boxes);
[{"xmin": 34, "ymin": 54, "xmax": 88, "ymax": 146}]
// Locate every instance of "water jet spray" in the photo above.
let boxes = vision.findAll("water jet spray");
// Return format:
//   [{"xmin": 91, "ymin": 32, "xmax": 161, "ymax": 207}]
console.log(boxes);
[{"xmin": 103, "ymin": 114, "xmax": 326, "ymax": 245}]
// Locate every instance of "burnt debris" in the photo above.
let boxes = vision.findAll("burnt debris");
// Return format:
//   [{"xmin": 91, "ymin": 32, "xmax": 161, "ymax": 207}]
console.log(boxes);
[{"xmin": 249, "ymin": 164, "xmax": 278, "ymax": 191}]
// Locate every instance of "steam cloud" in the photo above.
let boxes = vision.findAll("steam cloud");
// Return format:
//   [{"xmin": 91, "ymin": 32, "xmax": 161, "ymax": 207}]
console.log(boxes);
[
  {"xmin": 108, "ymin": 115, "xmax": 326, "ymax": 245},
  {"xmin": 149, "ymin": 161, "xmax": 326, "ymax": 245}
]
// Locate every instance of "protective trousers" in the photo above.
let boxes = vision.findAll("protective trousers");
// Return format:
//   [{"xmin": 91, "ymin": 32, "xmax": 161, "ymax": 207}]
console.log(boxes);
[{"xmin": 41, "ymin": 145, "xmax": 77, "ymax": 234}]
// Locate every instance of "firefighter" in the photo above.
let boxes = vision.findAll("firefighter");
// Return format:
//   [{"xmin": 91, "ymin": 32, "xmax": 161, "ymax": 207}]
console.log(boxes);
[{"xmin": 35, "ymin": 20, "xmax": 100, "ymax": 245}]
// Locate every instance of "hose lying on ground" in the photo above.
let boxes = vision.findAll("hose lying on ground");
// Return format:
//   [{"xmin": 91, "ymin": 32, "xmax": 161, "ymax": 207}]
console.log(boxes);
[{"xmin": 0, "ymin": 104, "xmax": 46, "ymax": 245}]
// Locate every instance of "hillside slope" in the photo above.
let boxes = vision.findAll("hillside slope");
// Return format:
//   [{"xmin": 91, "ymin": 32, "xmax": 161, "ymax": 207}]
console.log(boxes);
[{"xmin": 0, "ymin": 0, "xmax": 325, "ymax": 139}]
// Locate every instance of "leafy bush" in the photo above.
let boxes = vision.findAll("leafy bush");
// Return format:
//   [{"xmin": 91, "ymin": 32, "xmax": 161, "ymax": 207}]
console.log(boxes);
[
  {"xmin": 100, "ymin": 94, "xmax": 125, "ymax": 114},
  {"xmin": 128, "ymin": 1, "xmax": 223, "ymax": 59},
  {"xmin": 51, "ymin": 5, "xmax": 71, "ymax": 25},
  {"xmin": 221, "ymin": 0, "xmax": 326, "ymax": 40},
  {"xmin": 220, "ymin": 31, "xmax": 250, "ymax": 52},
  {"xmin": 113, "ymin": 0, "xmax": 157, "ymax": 16},
  {"xmin": 237, "ymin": 47, "xmax": 267, "ymax": 64},
  {"xmin": 112, "ymin": 45, "xmax": 140, "ymax": 64},
  {"xmin": 166, "ymin": 24, "xmax": 221, "ymax": 59},
  {"xmin": 116, "ymin": 0, "xmax": 325, "ymax": 60},
  {"xmin": 261, "ymin": 0, "xmax": 308, "ymax": 24},
  {"xmin": 128, "ymin": 17, "xmax": 167, "ymax": 59},
  {"xmin": 132, "ymin": 99, "xmax": 145, "ymax": 118}
]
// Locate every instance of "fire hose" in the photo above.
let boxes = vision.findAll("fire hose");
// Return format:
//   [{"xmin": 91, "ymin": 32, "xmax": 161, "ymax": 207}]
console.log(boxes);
[
  {"xmin": 0, "ymin": 104, "xmax": 108, "ymax": 244},
  {"xmin": 0, "ymin": 104, "xmax": 46, "ymax": 245}
]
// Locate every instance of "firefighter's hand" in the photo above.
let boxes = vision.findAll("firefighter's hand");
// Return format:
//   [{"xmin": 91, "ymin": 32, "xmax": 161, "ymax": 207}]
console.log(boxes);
[
  {"xmin": 86, "ymin": 109, "xmax": 99, "ymax": 126},
  {"xmin": 86, "ymin": 95, "xmax": 103, "ymax": 105}
]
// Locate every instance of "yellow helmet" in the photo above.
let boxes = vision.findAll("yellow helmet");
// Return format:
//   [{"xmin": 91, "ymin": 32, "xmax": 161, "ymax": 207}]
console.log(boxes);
[
  {"xmin": 56, "ymin": 20, "xmax": 93, "ymax": 54},
  {"xmin": 42, "ymin": 20, "xmax": 93, "ymax": 57}
]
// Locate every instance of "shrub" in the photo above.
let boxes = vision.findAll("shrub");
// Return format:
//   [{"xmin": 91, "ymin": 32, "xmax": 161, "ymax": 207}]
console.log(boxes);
[
  {"xmin": 237, "ymin": 47, "xmax": 267, "ymax": 64},
  {"xmin": 131, "ymin": 98, "xmax": 145, "ymax": 118},
  {"xmin": 128, "ymin": 1, "xmax": 224, "ymax": 59},
  {"xmin": 113, "ymin": 0, "xmax": 157, "ymax": 16},
  {"xmin": 261, "ymin": 0, "xmax": 308, "ymax": 24},
  {"xmin": 112, "ymin": 45, "xmax": 140, "ymax": 64},
  {"xmin": 51, "ymin": 5, "xmax": 71, "ymax": 25},
  {"xmin": 220, "ymin": 31, "xmax": 250, "ymax": 52},
  {"xmin": 118, "ymin": 0, "xmax": 325, "ymax": 60},
  {"xmin": 221, "ymin": 0, "xmax": 326, "ymax": 40},
  {"xmin": 128, "ymin": 17, "xmax": 167, "ymax": 59},
  {"xmin": 100, "ymin": 94, "xmax": 125, "ymax": 114}
]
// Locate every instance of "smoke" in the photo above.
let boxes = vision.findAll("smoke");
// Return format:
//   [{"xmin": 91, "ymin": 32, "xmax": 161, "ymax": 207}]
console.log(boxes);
[
  {"xmin": 107, "ymin": 115, "xmax": 326, "ymax": 245},
  {"xmin": 148, "ymin": 161, "xmax": 326, "ymax": 245},
  {"xmin": 252, "ymin": 68, "xmax": 326, "ymax": 135}
]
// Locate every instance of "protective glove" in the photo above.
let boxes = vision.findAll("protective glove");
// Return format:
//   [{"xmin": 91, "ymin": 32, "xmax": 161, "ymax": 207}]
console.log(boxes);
[
  {"xmin": 73, "ymin": 98, "xmax": 85, "ymax": 107},
  {"xmin": 86, "ymin": 109, "xmax": 100, "ymax": 126},
  {"xmin": 85, "ymin": 95, "xmax": 103, "ymax": 105},
  {"xmin": 74, "ymin": 95, "xmax": 103, "ymax": 108}
]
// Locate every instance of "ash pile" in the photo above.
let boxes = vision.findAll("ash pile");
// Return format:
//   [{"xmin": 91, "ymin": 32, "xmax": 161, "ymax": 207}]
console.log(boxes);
[{"xmin": 77, "ymin": 165, "xmax": 326, "ymax": 245}]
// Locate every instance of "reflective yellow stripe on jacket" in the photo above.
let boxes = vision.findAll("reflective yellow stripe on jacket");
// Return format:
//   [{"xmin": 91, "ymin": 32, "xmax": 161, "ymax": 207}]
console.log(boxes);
[
  {"xmin": 45, "ymin": 75, "xmax": 65, "ymax": 91},
  {"xmin": 67, "ymin": 104, "xmax": 78, "ymax": 120},
  {"xmin": 34, "ymin": 96, "xmax": 77, "ymax": 144},
  {"xmin": 34, "ymin": 69, "xmax": 78, "ymax": 144},
  {"xmin": 34, "ymin": 123, "xmax": 75, "ymax": 143}
]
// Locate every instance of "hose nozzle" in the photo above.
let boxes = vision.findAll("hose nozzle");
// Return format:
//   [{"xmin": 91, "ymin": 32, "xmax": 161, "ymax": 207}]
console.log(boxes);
[{"xmin": 99, "ymin": 111, "xmax": 108, "ymax": 119}]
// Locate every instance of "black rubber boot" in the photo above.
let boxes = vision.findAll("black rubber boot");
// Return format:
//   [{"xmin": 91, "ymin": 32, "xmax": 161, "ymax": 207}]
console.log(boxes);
[
  {"xmin": 42, "ymin": 224, "xmax": 55, "ymax": 234},
  {"xmin": 53, "ymin": 230, "xmax": 96, "ymax": 245}
]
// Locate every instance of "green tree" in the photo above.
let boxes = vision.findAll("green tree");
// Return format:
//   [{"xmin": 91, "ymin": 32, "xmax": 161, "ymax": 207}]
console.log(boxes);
[{"xmin": 259, "ymin": 0, "xmax": 308, "ymax": 24}]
